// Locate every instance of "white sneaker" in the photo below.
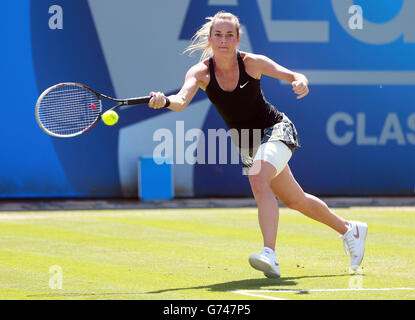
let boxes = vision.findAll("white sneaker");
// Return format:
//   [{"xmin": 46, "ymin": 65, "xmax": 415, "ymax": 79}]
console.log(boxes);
[
  {"xmin": 249, "ymin": 247, "xmax": 281, "ymax": 278},
  {"xmin": 340, "ymin": 221, "xmax": 368, "ymax": 271}
]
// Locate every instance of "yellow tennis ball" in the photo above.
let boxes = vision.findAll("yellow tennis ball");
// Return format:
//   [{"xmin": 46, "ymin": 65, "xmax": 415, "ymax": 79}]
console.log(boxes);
[{"xmin": 101, "ymin": 110, "xmax": 119, "ymax": 126}]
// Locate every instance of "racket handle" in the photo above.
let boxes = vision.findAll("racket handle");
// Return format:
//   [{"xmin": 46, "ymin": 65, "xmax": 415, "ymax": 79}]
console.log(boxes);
[{"xmin": 125, "ymin": 96, "xmax": 151, "ymax": 105}]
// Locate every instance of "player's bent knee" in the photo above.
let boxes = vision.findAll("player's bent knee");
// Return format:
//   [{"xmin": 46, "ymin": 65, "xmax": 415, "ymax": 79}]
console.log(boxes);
[{"xmin": 249, "ymin": 174, "xmax": 272, "ymax": 195}]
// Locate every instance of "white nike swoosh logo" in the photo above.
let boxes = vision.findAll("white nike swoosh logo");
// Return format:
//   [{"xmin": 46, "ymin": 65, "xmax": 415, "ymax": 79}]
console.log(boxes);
[{"xmin": 240, "ymin": 81, "xmax": 249, "ymax": 88}]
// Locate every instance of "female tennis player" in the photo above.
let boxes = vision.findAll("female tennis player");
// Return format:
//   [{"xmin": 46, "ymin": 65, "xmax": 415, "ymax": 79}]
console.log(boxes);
[{"xmin": 148, "ymin": 11, "xmax": 367, "ymax": 277}]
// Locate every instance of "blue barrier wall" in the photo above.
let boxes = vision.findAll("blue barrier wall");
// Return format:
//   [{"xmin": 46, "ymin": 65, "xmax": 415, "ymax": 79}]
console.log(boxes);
[{"xmin": 1, "ymin": 0, "xmax": 414, "ymax": 198}]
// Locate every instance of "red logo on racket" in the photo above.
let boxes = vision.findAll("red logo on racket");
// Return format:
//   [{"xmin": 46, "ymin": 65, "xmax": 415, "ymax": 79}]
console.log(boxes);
[{"xmin": 91, "ymin": 103, "xmax": 96, "ymax": 110}]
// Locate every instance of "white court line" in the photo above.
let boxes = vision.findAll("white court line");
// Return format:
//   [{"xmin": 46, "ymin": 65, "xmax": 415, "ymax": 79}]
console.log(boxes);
[
  {"xmin": 230, "ymin": 290, "xmax": 286, "ymax": 300},
  {"xmin": 231, "ymin": 287, "xmax": 415, "ymax": 300}
]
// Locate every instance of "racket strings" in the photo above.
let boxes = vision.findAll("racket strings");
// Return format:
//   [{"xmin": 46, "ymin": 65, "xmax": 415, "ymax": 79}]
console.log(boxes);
[{"xmin": 37, "ymin": 85, "xmax": 102, "ymax": 136}]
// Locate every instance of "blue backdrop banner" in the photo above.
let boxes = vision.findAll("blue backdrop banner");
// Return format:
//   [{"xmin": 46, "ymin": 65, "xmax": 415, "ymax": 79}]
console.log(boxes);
[{"xmin": 1, "ymin": 0, "xmax": 414, "ymax": 198}]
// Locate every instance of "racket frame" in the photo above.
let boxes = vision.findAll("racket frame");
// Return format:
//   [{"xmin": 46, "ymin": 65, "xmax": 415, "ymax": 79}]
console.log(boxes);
[{"xmin": 35, "ymin": 82, "xmax": 151, "ymax": 138}]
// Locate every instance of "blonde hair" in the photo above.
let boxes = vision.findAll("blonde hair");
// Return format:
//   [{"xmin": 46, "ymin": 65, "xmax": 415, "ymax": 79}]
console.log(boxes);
[{"xmin": 183, "ymin": 11, "xmax": 241, "ymax": 61}]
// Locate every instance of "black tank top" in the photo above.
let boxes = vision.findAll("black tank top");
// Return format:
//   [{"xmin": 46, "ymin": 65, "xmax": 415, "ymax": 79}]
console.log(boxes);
[{"xmin": 205, "ymin": 52, "xmax": 283, "ymax": 133}]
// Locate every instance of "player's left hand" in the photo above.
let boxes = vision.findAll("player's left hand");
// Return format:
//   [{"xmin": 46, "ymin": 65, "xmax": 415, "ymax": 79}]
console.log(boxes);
[{"xmin": 292, "ymin": 80, "xmax": 309, "ymax": 99}]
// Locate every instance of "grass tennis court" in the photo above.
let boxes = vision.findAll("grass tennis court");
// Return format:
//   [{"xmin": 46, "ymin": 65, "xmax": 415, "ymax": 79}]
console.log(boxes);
[{"xmin": 0, "ymin": 206, "xmax": 414, "ymax": 300}]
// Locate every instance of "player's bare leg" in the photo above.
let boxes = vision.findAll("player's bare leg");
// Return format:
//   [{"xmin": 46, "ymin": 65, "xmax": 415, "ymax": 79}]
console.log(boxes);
[
  {"xmin": 247, "ymin": 160, "xmax": 281, "ymax": 278},
  {"xmin": 248, "ymin": 160, "xmax": 279, "ymax": 250},
  {"xmin": 270, "ymin": 165, "xmax": 349, "ymax": 234},
  {"xmin": 270, "ymin": 165, "xmax": 368, "ymax": 270}
]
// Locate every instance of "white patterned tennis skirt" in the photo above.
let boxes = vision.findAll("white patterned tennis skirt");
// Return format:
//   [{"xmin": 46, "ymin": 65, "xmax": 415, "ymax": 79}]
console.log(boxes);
[{"xmin": 241, "ymin": 113, "xmax": 301, "ymax": 169}]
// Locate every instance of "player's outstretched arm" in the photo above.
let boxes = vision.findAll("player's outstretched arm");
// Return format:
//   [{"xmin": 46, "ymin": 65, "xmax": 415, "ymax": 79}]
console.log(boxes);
[{"xmin": 148, "ymin": 64, "xmax": 202, "ymax": 111}]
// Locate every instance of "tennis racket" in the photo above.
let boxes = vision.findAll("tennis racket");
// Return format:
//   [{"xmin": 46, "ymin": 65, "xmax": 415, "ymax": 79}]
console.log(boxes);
[{"xmin": 35, "ymin": 82, "xmax": 153, "ymax": 138}]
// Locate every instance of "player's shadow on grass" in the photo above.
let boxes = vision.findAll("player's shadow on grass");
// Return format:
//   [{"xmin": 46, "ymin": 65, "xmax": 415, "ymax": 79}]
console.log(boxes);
[
  {"xmin": 145, "ymin": 273, "xmax": 348, "ymax": 295},
  {"xmin": 26, "ymin": 274, "xmax": 350, "ymax": 298}
]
